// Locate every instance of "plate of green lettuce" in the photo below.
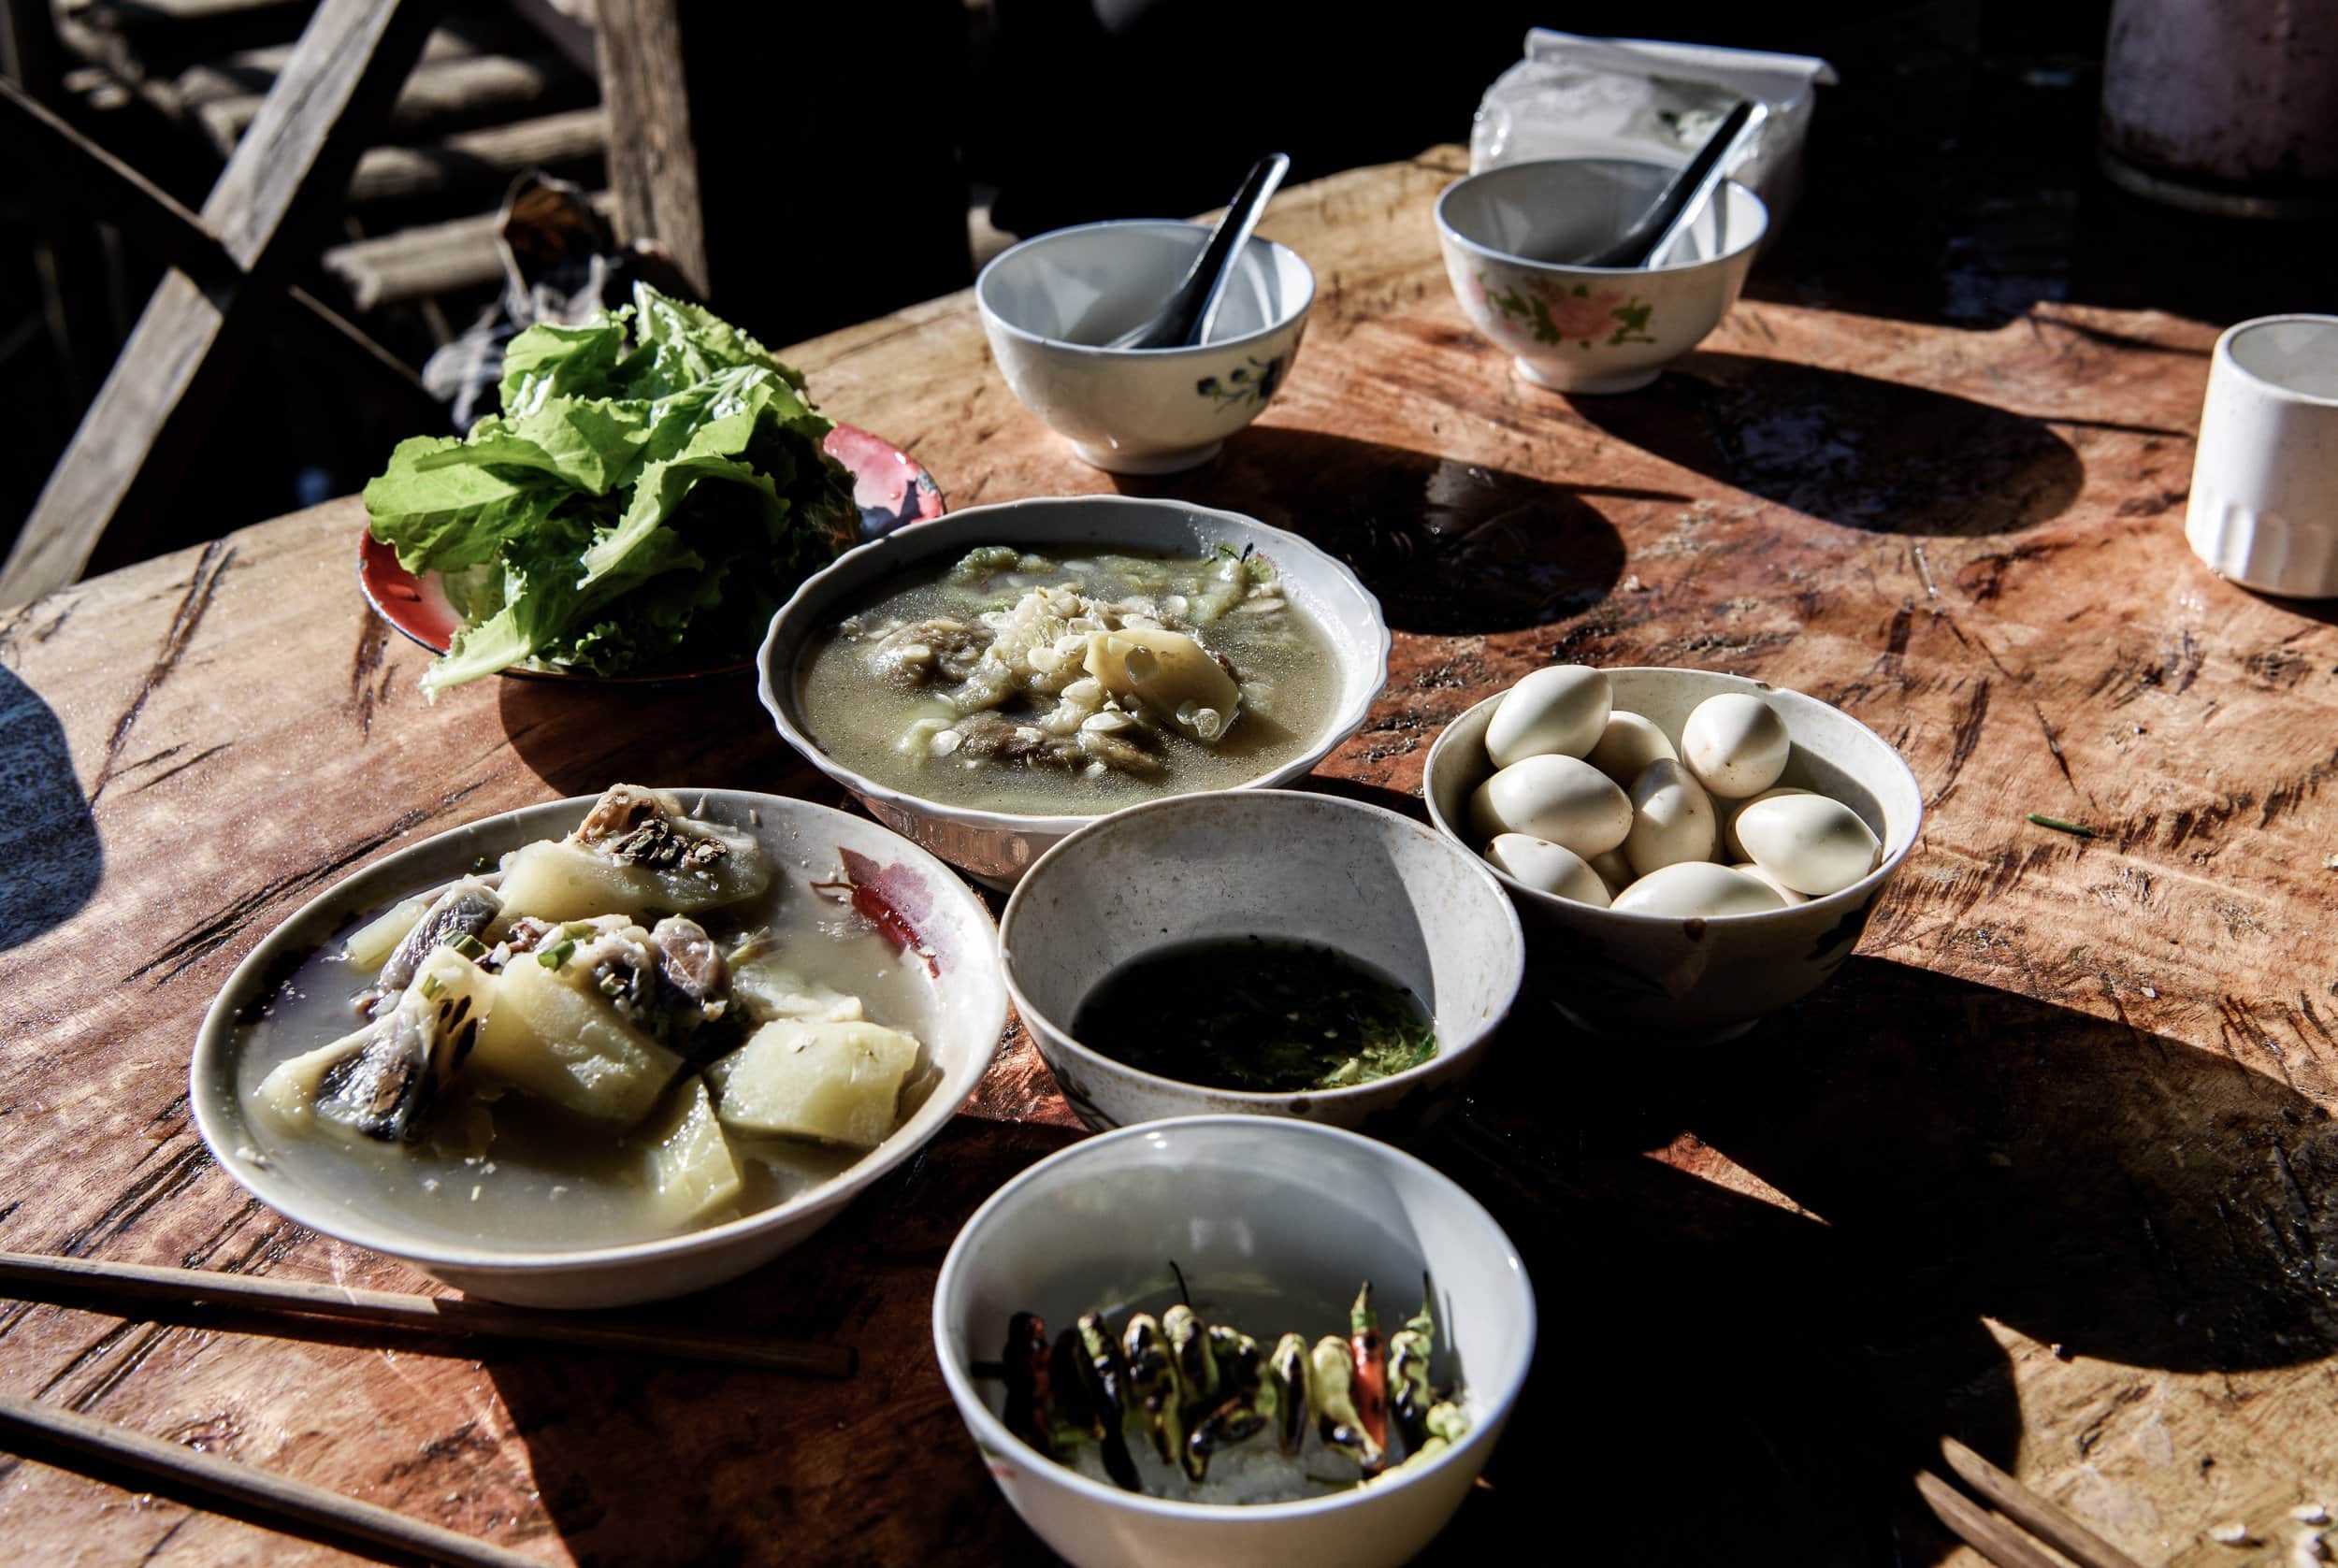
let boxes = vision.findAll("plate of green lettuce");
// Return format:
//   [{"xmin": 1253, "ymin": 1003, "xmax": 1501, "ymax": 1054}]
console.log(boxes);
[{"xmin": 358, "ymin": 283, "xmax": 943, "ymax": 696}]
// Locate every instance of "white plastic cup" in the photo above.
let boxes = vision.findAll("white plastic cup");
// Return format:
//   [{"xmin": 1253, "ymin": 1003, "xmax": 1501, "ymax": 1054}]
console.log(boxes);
[{"xmin": 2185, "ymin": 314, "xmax": 2338, "ymax": 597}]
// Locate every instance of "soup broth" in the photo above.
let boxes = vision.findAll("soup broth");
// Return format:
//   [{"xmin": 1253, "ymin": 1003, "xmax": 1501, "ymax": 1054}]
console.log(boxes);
[{"xmin": 795, "ymin": 547, "xmax": 1339, "ymax": 815}]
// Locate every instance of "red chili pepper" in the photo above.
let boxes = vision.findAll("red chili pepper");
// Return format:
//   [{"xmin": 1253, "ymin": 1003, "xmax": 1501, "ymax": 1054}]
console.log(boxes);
[{"xmin": 1349, "ymin": 1282, "xmax": 1387, "ymax": 1458}]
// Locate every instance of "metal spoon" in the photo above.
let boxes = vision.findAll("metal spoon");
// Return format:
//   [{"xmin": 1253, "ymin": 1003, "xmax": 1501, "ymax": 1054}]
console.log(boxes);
[
  {"xmin": 1575, "ymin": 100, "xmax": 1762, "ymax": 269},
  {"xmin": 1107, "ymin": 152, "xmax": 1292, "ymax": 350}
]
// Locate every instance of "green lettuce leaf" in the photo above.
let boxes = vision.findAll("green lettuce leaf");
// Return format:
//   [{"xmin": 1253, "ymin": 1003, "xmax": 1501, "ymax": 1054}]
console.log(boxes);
[
  {"xmin": 362, "ymin": 437, "xmax": 570, "ymax": 573},
  {"xmin": 498, "ymin": 316, "xmax": 630, "ymax": 416}
]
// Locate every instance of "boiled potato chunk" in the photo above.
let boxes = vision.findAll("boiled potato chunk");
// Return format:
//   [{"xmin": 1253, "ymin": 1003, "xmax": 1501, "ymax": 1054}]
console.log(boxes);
[
  {"xmin": 729, "ymin": 958, "xmax": 866, "ymax": 1026},
  {"xmin": 638, "ymin": 1077, "xmax": 742, "ymax": 1229},
  {"xmin": 468, "ymin": 954, "xmax": 683, "ymax": 1125},
  {"xmin": 497, "ymin": 832, "xmax": 767, "ymax": 922},
  {"xmin": 342, "ymin": 895, "xmax": 430, "ymax": 971},
  {"xmin": 707, "ymin": 1019, "xmax": 920, "ymax": 1150},
  {"xmin": 1084, "ymin": 626, "xmax": 1241, "ymax": 743}
]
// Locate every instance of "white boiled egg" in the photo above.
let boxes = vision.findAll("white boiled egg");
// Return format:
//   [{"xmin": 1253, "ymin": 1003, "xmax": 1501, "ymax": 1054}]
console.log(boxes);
[
  {"xmin": 1734, "ymin": 793, "xmax": 1881, "ymax": 896},
  {"xmin": 1484, "ymin": 666, "xmax": 1611, "ymax": 768},
  {"xmin": 1468, "ymin": 755, "xmax": 1631, "ymax": 857},
  {"xmin": 1732, "ymin": 862, "xmax": 1810, "ymax": 905},
  {"xmin": 1585, "ymin": 710, "xmax": 1678, "ymax": 786},
  {"xmin": 1721, "ymin": 786, "xmax": 1812, "ymax": 861},
  {"xmin": 1484, "ymin": 834, "xmax": 1611, "ymax": 907},
  {"xmin": 1611, "ymin": 862, "xmax": 1789, "ymax": 917},
  {"xmin": 1588, "ymin": 847, "xmax": 1635, "ymax": 896},
  {"xmin": 1680, "ymin": 693, "xmax": 1792, "ymax": 798},
  {"xmin": 1623, "ymin": 758, "xmax": 1717, "ymax": 877}
]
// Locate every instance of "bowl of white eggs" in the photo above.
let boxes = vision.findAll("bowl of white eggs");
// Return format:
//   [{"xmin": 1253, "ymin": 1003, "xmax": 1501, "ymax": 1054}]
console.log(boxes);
[{"xmin": 1422, "ymin": 666, "xmax": 1923, "ymax": 1042}]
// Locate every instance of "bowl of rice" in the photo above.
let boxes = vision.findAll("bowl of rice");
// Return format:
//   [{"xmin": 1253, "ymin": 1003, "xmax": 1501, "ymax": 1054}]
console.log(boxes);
[{"xmin": 931, "ymin": 1116, "xmax": 1537, "ymax": 1568}]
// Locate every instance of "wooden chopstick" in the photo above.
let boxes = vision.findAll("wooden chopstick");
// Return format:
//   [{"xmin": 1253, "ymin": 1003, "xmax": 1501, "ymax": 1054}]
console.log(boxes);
[
  {"xmin": 0, "ymin": 1251, "xmax": 855, "ymax": 1380},
  {"xmin": 0, "ymin": 1394, "xmax": 541, "ymax": 1568},
  {"xmin": 1939, "ymin": 1436, "xmax": 2146, "ymax": 1568},
  {"xmin": 1916, "ymin": 1470, "xmax": 2070, "ymax": 1568}
]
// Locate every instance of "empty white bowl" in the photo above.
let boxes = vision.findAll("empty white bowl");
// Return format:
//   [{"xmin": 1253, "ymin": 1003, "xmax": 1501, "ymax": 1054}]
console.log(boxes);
[
  {"xmin": 976, "ymin": 220, "xmax": 1314, "ymax": 473},
  {"xmin": 998, "ymin": 789, "xmax": 1525, "ymax": 1129},
  {"xmin": 191, "ymin": 791, "xmax": 1009, "ymax": 1308},
  {"xmin": 1436, "ymin": 158, "xmax": 1767, "ymax": 394},
  {"xmin": 758, "ymin": 495, "xmax": 1390, "ymax": 887},
  {"xmin": 1423, "ymin": 669, "xmax": 1921, "ymax": 1042},
  {"xmin": 932, "ymin": 1115, "xmax": 1537, "ymax": 1568}
]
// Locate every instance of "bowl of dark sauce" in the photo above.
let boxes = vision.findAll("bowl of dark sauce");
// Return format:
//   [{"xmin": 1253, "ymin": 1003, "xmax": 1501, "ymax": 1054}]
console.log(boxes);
[{"xmin": 998, "ymin": 790, "xmax": 1524, "ymax": 1129}]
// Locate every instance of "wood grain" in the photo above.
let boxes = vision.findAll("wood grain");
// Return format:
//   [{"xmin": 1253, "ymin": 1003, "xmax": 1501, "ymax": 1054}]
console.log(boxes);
[
  {"xmin": 2, "ymin": 144, "xmax": 2336, "ymax": 1566},
  {"xmin": 595, "ymin": 0, "xmax": 707, "ymax": 296}
]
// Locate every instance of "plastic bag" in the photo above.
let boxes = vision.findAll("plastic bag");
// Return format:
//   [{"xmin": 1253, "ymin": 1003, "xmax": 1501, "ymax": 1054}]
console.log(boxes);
[{"xmin": 1471, "ymin": 31, "xmax": 1836, "ymax": 228}]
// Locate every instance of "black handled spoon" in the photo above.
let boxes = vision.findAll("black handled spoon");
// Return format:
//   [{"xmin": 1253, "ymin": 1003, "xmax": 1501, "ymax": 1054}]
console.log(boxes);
[
  {"xmin": 1107, "ymin": 152, "xmax": 1292, "ymax": 350},
  {"xmin": 1574, "ymin": 100, "xmax": 1760, "ymax": 269}
]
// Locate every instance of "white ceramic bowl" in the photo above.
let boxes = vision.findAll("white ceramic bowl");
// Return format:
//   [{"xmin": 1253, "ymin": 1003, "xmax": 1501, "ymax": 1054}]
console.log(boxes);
[
  {"xmin": 998, "ymin": 790, "xmax": 1524, "ymax": 1130},
  {"xmin": 1436, "ymin": 158, "xmax": 1768, "ymax": 394},
  {"xmin": 1423, "ymin": 669, "xmax": 1922, "ymax": 1042},
  {"xmin": 976, "ymin": 220, "xmax": 1315, "ymax": 474},
  {"xmin": 190, "ymin": 791, "xmax": 1008, "ymax": 1308},
  {"xmin": 758, "ymin": 495, "xmax": 1390, "ymax": 887},
  {"xmin": 932, "ymin": 1115, "xmax": 1537, "ymax": 1568}
]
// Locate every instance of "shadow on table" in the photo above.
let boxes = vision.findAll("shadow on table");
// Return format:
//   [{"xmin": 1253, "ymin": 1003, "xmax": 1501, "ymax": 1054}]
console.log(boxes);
[
  {"xmin": 1115, "ymin": 427, "xmax": 1650, "ymax": 635},
  {"xmin": 496, "ymin": 674, "xmax": 839, "ymax": 802},
  {"xmin": 1416, "ymin": 956, "xmax": 2338, "ymax": 1565},
  {"xmin": 0, "ymin": 665, "xmax": 101, "ymax": 952},
  {"xmin": 472, "ymin": 957, "xmax": 2337, "ymax": 1567},
  {"xmin": 483, "ymin": 1116, "xmax": 1083, "ymax": 1567},
  {"xmin": 1571, "ymin": 352, "xmax": 2085, "ymax": 538}
]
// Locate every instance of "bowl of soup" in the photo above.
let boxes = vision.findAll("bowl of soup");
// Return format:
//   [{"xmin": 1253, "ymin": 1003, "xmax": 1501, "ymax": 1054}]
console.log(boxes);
[
  {"xmin": 191, "ymin": 784, "xmax": 1009, "ymax": 1308},
  {"xmin": 758, "ymin": 496, "xmax": 1391, "ymax": 885}
]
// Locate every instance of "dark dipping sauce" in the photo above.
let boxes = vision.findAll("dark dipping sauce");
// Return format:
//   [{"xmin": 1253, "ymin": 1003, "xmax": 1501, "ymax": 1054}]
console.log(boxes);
[{"xmin": 1072, "ymin": 935, "xmax": 1436, "ymax": 1094}]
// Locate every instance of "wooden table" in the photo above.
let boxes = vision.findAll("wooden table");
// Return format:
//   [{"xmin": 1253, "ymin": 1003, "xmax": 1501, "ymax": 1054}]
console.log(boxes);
[{"xmin": 7, "ymin": 122, "xmax": 2338, "ymax": 1565}]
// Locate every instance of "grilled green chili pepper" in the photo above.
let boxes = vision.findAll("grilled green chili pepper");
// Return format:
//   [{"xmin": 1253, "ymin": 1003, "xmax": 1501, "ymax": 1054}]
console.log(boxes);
[
  {"xmin": 1163, "ymin": 1303, "xmax": 1217, "ymax": 1405},
  {"xmin": 1048, "ymin": 1328, "xmax": 1095, "ymax": 1451},
  {"xmin": 1387, "ymin": 1282, "xmax": 1436, "ymax": 1450},
  {"xmin": 1309, "ymin": 1334, "xmax": 1385, "ymax": 1472},
  {"xmin": 1186, "ymin": 1328, "xmax": 1268, "ymax": 1481},
  {"xmin": 1268, "ymin": 1331, "xmax": 1309, "ymax": 1455},
  {"xmin": 1002, "ymin": 1312, "xmax": 1052, "ymax": 1453},
  {"xmin": 1376, "ymin": 1400, "xmax": 1471, "ymax": 1480},
  {"xmin": 1074, "ymin": 1313, "xmax": 1141, "ymax": 1491},
  {"xmin": 1122, "ymin": 1313, "xmax": 1187, "ymax": 1466}
]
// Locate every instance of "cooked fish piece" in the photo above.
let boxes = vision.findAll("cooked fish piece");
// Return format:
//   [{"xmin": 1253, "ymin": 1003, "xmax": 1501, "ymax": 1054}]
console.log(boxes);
[
  {"xmin": 868, "ymin": 617, "xmax": 991, "ymax": 688},
  {"xmin": 498, "ymin": 784, "xmax": 770, "ymax": 920},
  {"xmin": 257, "ymin": 948, "xmax": 491, "ymax": 1144},
  {"xmin": 376, "ymin": 878, "xmax": 501, "ymax": 997}
]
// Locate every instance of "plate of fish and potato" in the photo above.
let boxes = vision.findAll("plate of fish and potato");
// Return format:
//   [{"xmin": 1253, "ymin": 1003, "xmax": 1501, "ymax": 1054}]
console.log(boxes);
[
  {"xmin": 758, "ymin": 494, "xmax": 1392, "ymax": 886},
  {"xmin": 1422, "ymin": 665, "xmax": 1922, "ymax": 1042},
  {"xmin": 932, "ymin": 1116, "xmax": 1536, "ymax": 1568},
  {"xmin": 998, "ymin": 790, "xmax": 1524, "ymax": 1130},
  {"xmin": 190, "ymin": 785, "xmax": 1008, "ymax": 1309}
]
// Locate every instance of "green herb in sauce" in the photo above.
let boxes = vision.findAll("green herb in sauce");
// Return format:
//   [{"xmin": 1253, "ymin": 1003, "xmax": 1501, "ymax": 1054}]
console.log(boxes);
[{"xmin": 1072, "ymin": 937, "xmax": 1436, "ymax": 1094}]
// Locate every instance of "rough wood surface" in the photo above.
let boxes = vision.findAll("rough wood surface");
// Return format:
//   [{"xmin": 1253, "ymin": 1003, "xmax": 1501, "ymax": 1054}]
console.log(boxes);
[
  {"xmin": 4, "ymin": 145, "xmax": 2337, "ymax": 1567},
  {"xmin": 344, "ymin": 105, "xmax": 603, "ymax": 204},
  {"xmin": 0, "ymin": 0, "xmax": 440, "ymax": 609},
  {"xmin": 593, "ymin": 0, "xmax": 705, "ymax": 296}
]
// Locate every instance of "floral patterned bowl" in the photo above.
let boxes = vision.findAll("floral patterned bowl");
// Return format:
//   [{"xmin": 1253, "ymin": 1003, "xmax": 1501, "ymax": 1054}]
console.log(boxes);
[
  {"xmin": 1435, "ymin": 158, "xmax": 1768, "ymax": 395},
  {"xmin": 976, "ymin": 220, "xmax": 1313, "ymax": 474}
]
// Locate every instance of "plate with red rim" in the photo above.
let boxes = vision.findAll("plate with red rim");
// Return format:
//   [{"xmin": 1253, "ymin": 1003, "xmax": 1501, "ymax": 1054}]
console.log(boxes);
[{"xmin": 357, "ymin": 423, "xmax": 945, "ymax": 684}]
